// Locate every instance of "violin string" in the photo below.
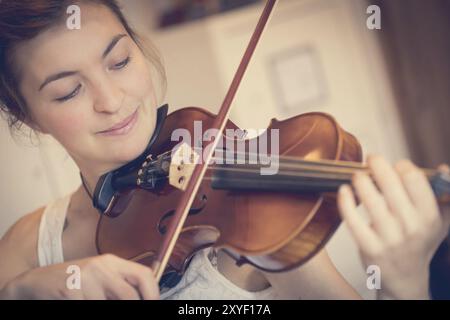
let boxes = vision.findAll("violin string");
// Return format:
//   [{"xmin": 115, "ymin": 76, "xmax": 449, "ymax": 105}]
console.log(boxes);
[
  {"xmin": 205, "ymin": 165, "xmax": 357, "ymax": 179},
  {"xmin": 162, "ymin": 148, "xmax": 368, "ymax": 170},
  {"xmin": 165, "ymin": 150, "xmax": 367, "ymax": 178},
  {"xmin": 149, "ymin": 169, "xmax": 353, "ymax": 185},
  {"xmin": 198, "ymin": 175, "xmax": 351, "ymax": 186},
  {"xmin": 178, "ymin": 166, "xmax": 358, "ymax": 182},
  {"xmin": 166, "ymin": 147, "xmax": 436, "ymax": 176},
  {"xmin": 207, "ymin": 160, "xmax": 368, "ymax": 176},
  {"xmin": 168, "ymin": 149, "xmax": 438, "ymax": 179},
  {"xmin": 204, "ymin": 161, "xmax": 437, "ymax": 179},
  {"xmin": 157, "ymin": 166, "xmax": 356, "ymax": 190},
  {"xmin": 167, "ymin": 158, "xmax": 368, "ymax": 179}
]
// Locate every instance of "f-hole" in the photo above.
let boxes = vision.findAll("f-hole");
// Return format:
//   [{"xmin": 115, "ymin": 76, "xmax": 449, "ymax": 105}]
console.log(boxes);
[{"xmin": 157, "ymin": 194, "xmax": 208, "ymax": 235}]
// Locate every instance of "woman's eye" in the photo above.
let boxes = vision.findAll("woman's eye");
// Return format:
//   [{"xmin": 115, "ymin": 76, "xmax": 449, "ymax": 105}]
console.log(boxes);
[
  {"xmin": 55, "ymin": 84, "xmax": 81, "ymax": 102},
  {"xmin": 111, "ymin": 56, "xmax": 131, "ymax": 70}
]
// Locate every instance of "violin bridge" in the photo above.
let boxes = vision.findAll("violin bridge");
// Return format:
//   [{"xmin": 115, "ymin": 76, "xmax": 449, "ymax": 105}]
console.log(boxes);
[{"xmin": 169, "ymin": 143, "xmax": 200, "ymax": 191}]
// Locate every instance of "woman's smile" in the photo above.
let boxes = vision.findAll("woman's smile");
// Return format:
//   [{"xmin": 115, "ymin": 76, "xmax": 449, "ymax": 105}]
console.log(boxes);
[{"xmin": 97, "ymin": 107, "xmax": 139, "ymax": 136}]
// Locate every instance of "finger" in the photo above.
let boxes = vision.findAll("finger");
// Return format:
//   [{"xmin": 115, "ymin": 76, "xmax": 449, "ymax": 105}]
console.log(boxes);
[
  {"xmin": 395, "ymin": 159, "xmax": 439, "ymax": 222},
  {"xmin": 78, "ymin": 264, "xmax": 108, "ymax": 300},
  {"xmin": 101, "ymin": 268, "xmax": 141, "ymax": 300},
  {"xmin": 105, "ymin": 280, "xmax": 141, "ymax": 300},
  {"xmin": 368, "ymin": 156, "xmax": 418, "ymax": 234},
  {"xmin": 338, "ymin": 184, "xmax": 382, "ymax": 256},
  {"xmin": 352, "ymin": 170, "xmax": 402, "ymax": 243},
  {"xmin": 116, "ymin": 259, "xmax": 160, "ymax": 300},
  {"xmin": 82, "ymin": 282, "xmax": 107, "ymax": 300}
]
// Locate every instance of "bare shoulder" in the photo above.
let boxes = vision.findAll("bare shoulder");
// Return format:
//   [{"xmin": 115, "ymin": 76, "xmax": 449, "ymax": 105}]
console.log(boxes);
[{"xmin": 0, "ymin": 207, "xmax": 45, "ymax": 272}]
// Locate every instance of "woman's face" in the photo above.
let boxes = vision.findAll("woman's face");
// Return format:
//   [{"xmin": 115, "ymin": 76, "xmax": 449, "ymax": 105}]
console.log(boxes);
[{"xmin": 14, "ymin": 2, "xmax": 158, "ymax": 173}]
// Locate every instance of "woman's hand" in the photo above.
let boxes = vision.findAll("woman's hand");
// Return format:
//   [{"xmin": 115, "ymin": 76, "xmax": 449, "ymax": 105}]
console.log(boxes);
[
  {"xmin": 337, "ymin": 155, "xmax": 450, "ymax": 300},
  {"xmin": 1, "ymin": 254, "xmax": 160, "ymax": 300}
]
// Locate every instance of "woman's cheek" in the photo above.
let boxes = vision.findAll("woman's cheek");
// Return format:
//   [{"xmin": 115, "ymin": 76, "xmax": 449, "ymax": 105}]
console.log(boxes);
[
  {"xmin": 127, "ymin": 57, "xmax": 155, "ymax": 101},
  {"xmin": 49, "ymin": 110, "xmax": 90, "ymax": 145}
]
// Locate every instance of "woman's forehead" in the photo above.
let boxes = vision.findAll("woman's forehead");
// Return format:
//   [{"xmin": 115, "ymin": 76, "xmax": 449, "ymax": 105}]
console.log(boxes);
[{"xmin": 14, "ymin": 3, "xmax": 128, "ymax": 88}]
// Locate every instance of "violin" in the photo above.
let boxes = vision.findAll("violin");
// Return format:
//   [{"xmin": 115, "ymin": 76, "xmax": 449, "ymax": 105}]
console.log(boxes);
[{"xmin": 91, "ymin": 0, "xmax": 450, "ymax": 288}]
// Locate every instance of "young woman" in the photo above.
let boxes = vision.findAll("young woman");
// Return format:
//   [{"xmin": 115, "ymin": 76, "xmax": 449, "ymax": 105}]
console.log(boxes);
[{"xmin": 0, "ymin": 0, "xmax": 448, "ymax": 300}]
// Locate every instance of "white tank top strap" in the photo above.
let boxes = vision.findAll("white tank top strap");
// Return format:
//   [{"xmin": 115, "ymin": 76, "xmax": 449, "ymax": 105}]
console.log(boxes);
[{"xmin": 37, "ymin": 193, "xmax": 72, "ymax": 267}]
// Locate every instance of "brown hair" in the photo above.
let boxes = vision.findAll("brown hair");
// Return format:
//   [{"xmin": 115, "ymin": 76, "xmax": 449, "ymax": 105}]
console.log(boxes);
[{"xmin": 0, "ymin": 0, "xmax": 166, "ymax": 137}]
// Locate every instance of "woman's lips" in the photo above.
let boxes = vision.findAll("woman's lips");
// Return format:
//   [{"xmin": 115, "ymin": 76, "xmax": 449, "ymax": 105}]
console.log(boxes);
[{"xmin": 98, "ymin": 109, "xmax": 139, "ymax": 136}]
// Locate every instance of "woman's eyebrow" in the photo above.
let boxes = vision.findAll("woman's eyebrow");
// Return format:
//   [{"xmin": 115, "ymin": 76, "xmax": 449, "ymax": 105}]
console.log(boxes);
[
  {"xmin": 102, "ymin": 33, "xmax": 128, "ymax": 59},
  {"xmin": 39, "ymin": 70, "xmax": 77, "ymax": 91},
  {"xmin": 38, "ymin": 33, "xmax": 128, "ymax": 92}
]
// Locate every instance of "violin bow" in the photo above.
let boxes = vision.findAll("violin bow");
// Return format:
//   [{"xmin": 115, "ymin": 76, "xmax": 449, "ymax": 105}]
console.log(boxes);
[{"xmin": 151, "ymin": 0, "xmax": 279, "ymax": 281}]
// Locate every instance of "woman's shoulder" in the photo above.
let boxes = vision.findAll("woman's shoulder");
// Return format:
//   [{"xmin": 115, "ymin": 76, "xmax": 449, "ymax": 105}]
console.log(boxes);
[
  {"xmin": 1, "ymin": 206, "xmax": 46, "ymax": 269},
  {"xmin": 0, "ymin": 206, "xmax": 47, "ymax": 288}
]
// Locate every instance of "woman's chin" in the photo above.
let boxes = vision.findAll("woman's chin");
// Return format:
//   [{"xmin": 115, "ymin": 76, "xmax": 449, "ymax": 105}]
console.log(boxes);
[{"xmin": 119, "ymin": 134, "xmax": 153, "ymax": 163}]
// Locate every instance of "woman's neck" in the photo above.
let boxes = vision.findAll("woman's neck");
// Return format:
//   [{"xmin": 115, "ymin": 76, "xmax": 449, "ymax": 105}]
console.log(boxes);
[
  {"xmin": 76, "ymin": 164, "xmax": 111, "ymax": 214},
  {"xmin": 77, "ymin": 161, "xmax": 123, "ymax": 200},
  {"xmin": 76, "ymin": 160, "xmax": 130, "ymax": 215}
]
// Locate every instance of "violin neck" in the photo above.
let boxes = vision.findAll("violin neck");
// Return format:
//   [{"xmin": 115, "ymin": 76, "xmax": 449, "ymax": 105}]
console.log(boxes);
[{"xmin": 211, "ymin": 158, "xmax": 450, "ymax": 204}]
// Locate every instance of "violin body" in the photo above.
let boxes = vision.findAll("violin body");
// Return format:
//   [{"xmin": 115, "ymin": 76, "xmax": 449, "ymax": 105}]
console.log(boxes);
[{"xmin": 95, "ymin": 106, "xmax": 363, "ymax": 275}]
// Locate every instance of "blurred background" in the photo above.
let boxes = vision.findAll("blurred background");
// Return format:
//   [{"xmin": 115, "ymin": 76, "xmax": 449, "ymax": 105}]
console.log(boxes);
[{"xmin": 1, "ymin": 0, "xmax": 449, "ymax": 299}]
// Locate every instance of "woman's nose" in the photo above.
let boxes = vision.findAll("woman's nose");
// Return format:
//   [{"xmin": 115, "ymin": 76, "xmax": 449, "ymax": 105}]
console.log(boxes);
[{"xmin": 92, "ymin": 77, "xmax": 124, "ymax": 114}]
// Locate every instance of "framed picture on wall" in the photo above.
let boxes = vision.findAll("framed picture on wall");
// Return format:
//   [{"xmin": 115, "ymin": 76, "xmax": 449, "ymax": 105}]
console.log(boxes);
[{"xmin": 269, "ymin": 46, "xmax": 328, "ymax": 115}]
